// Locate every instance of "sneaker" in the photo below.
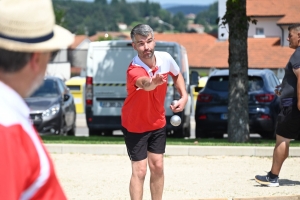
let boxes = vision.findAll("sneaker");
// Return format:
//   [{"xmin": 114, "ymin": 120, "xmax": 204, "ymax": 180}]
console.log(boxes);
[{"xmin": 255, "ymin": 172, "xmax": 279, "ymax": 187}]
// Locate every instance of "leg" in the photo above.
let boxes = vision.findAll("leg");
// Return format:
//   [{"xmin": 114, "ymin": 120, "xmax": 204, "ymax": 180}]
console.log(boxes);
[
  {"xmin": 122, "ymin": 127, "xmax": 151, "ymax": 200},
  {"xmin": 255, "ymin": 134, "xmax": 291, "ymax": 187},
  {"xmin": 130, "ymin": 159, "xmax": 148, "ymax": 200},
  {"xmin": 148, "ymin": 152, "xmax": 164, "ymax": 200},
  {"xmin": 270, "ymin": 134, "xmax": 291, "ymax": 175}
]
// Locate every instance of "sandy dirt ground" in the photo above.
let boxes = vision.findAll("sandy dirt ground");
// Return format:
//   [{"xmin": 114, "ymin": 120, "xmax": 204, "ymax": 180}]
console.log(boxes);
[{"xmin": 51, "ymin": 154, "xmax": 300, "ymax": 200}]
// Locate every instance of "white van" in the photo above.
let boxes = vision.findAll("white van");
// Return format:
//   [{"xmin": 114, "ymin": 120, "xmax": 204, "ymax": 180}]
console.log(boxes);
[{"xmin": 85, "ymin": 40, "xmax": 197, "ymax": 137}]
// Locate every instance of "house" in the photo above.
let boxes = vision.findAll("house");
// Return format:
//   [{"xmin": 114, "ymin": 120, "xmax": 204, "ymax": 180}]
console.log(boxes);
[
  {"xmin": 187, "ymin": 23, "xmax": 205, "ymax": 33},
  {"xmin": 211, "ymin": 0, "xmax": 299, "ymax": 79},
  {"xmin": 46, "ymin": 34, "xmax": 76, "ymax": 80},
  {"xmin": 69, "ymin": 35, "xmax": 91, "ymax": 76},
  {"xmin": 89, "ymin": 31, "xmax": 130, "ymax": 41},
  {"xmin": 219, "ymin": 0, "xmax": 300, "ymax": 45}
]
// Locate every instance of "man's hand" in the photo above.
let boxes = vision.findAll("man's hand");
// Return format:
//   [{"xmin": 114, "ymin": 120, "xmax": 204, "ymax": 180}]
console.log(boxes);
[
  {"xmin": 150, "ymin": 74, "xmax": 166, "ymax": 86},
  {"xmin": 170, "ymin": 97, "xmax": 188, "ymax": 113},
  {"xmin": 274, "ymin": 84, "xmax": 282, "ymax": 96},
  {"xmin": 136, "ymin": 74, "xmax": 166, "ymax": 91}
]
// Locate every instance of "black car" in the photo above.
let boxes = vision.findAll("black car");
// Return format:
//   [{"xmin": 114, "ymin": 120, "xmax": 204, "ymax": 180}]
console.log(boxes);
[
  {"xmin": 195, "ymin": 69, "xmax": 281, "ymax": 139},
  {"xmin": 25, "ymin": 77, "xmax": 76, "ymax": 135}
]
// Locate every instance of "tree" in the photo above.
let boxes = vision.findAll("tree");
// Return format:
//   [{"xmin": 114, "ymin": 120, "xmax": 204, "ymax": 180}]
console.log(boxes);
[
  {"xmin": 94, "ymin": 0, "xmax": 107, "ymax": 4},
  {"xmin": 219, "ymin": 0, "xmax": 256, "ymax": 142},
  {"xmin": 53, "ymin": 5, "xmax": 67, "ymax": 27}
]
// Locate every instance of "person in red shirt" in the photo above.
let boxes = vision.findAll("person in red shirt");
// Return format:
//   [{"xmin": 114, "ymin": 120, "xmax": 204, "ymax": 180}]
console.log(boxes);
[
  {"xmin": 121, "ymin": 24, "xmax": 188, "ymax": 200},
  {"xmin": 0, "ymin": 0, "xmax": 74, "ymax": 199}
]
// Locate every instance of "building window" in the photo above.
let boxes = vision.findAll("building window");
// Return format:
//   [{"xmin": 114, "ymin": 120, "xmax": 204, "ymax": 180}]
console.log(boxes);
[{"xmin": 256, "ymin": 28, "xmax": 264, "ymax": 35}]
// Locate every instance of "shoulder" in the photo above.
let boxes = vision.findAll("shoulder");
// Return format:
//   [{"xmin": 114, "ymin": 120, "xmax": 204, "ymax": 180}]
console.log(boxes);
[
  {"xmin": 155, "ymin": 51, "xmax": 171, "ymax": 57},
  {"xmin": 127, "ymin": 64, "xmax": 147, "ymax": 77},
  {"xmin": 291, "ymin": 48, "xmax": 300, "ymax": 59},
  {"xmin": 155, "ymin": 51, "xmax": 173, "ymax": 62},
  {"xmin": 290, "ymin": 48, "xmax": 300, "ymax": 68}
]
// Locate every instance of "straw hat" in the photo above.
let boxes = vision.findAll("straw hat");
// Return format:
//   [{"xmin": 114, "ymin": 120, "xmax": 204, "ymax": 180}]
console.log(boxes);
[{"xmin": 0, "ymin": 0, "xmax": 74, "ymax": 52}]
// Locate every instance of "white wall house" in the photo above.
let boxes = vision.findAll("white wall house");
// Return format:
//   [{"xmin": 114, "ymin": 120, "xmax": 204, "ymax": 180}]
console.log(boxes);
[
  {"xmin": 218, "ymin": 0, "xmax": 228, "ymax": 41},
  {"xmin": 218, "ymin": 0, "xmax": 294, "ymax": 47}
]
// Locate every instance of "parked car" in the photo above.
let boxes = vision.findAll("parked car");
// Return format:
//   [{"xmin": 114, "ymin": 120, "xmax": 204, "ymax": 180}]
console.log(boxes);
[
  {"xmin": 195, "ymin": 69, "xmax": 281, "ymax": 139},
  {"xmin": 24, "ymin": 76, "xmax": 76, "ymax": 136}
]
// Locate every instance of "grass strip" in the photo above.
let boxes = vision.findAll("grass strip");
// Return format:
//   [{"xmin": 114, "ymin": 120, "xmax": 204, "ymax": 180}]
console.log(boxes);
[{"xmin": 41, "ymin": 136, "xmax": 300, "ymax": 147}]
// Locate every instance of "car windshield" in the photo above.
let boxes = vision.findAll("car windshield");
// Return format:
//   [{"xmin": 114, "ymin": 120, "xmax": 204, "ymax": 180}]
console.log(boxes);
[
  {"xmin": 30, "ymin": 79, "xmax": 60, "ymax": 97},
  {"xmin": 206, "ymin": 76, "xmax": 264, "ymax": 92}
]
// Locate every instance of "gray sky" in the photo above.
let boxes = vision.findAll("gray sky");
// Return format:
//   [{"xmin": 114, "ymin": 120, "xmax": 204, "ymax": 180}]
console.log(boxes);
[{"xmin": 124, "ymin": 0, "xmax": 217, "ymax": 6}]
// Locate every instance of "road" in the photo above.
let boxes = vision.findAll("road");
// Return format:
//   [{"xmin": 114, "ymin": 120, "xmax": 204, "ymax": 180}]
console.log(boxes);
[{"xmin": 75, "ymin": 113, "xmax": 261, "ymax": 139}]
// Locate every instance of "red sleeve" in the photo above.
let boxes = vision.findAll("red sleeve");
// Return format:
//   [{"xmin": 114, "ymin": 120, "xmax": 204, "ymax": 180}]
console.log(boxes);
[
  {"xmin": 0, "ymin": 124, "xmax": 40, "ymax": 200},
  {"xmin": 0, "ymin": 124, "xmax": 67, "ymax": 200},
  {"xmin": 127, "ymin": 66, "xmax": 148, "ymax": 87}
]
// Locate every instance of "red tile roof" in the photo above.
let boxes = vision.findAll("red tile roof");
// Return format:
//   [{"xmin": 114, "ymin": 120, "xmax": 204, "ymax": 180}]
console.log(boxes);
[
  {"xmin": 154, "ymin": 33, "xmax": 217, "ymax": 67},
  {"xmin": 199, "ymin": 38, "xmax": 294, "ymax": 69},
  {"xmin": 247, "ymin": 0, "xmax": 300, "ymax": 24},
  {"xmin": 70, "ymin": 35, "xmax": 88, "ymax": 49},
  {"xmin": 154, "ymin": 33, "xmax": 294, "ymax": 69}
]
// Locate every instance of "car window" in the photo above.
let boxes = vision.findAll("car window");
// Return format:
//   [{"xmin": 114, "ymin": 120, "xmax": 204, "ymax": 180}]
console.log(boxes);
[
  {"xmin": 272, "ymin": 74, "xmax": 280, "ymax": 85},
  {"xmin": 206, "ymin": 75, "xmax": 263, "ymax": 92},
  {"xmin": 57, "ymin": 79, "xmax": 66, "ymax": 94},
  {"xmin": 267, "ymin": 74, "xmax": 276, "ymax": 88},
  {"xmin": 249, "ymin": 76, "xmax": 263, "ymax": 91},
  {"xmin": 206, "ymin": 76, "xmax": 229, "ymax": 91},
  {"xmin": 30, "ymin": 79, "xmax": 60, "ymax": 97}
]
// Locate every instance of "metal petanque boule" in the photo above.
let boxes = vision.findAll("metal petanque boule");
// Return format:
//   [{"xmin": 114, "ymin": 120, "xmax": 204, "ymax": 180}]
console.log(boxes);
[{"xmin": 170, "ymin": 115, "xmax": 181, "ymax": 126}]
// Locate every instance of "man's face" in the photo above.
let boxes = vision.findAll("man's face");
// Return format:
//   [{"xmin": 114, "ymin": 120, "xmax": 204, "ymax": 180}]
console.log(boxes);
[
  {"xmin": 287, "ymin": 29, "xmax": 300, "ymax": 49},
  {"xmin": 132, "ymin": 34, "xmax": 155, "ymax": 60}
]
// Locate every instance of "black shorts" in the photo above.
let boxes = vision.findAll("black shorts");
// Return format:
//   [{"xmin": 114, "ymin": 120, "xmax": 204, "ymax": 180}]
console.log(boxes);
[
  {"xmin": 276, "ymin": 105, "xmax": 300, "ymax": 139},
  {"xmin": 122, "ymin": 126, "xmax": 166, "ymax": 161}
]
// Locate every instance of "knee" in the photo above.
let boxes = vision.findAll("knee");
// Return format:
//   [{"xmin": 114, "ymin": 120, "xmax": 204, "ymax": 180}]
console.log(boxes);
[
  {"xmin": 150, "ymin": 162, "xmax": 164, "ymax": 175},
  {"xmin": 133, "ymin": 167, "xmax": 147, "ymax": 180}
]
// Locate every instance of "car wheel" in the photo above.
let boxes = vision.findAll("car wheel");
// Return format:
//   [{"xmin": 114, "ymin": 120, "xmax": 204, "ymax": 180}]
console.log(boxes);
[
  {"xmin": 67, "ymin": 123, "xmax": 76, "ymax": 136},
  {"xmin": 89, "ymin": 129, "xmax": 103, "ymax": 136},
  {"xmin": 103, "ymin": 130, "xmax": 113, "ymax": 136},
  {"xmin": 173, "ymin": 124, "xmax": 185, "ymax": 138},
  {"xmin": 195, "ymin": 125, "xmax": 209, "ymax": 138},
  {"xmin": 67, "ymin": 112, "xmax": 76, "ymax": 136},
  {"xmin": 259, "ymin": 131, "xmax": 275, "ymax": 139},
  {"xmin": 214, "ymin": 133, "xmax": 223, "ymax": 139},
  {"xmin": 59, "ymin": 118, "xmax": 66, "ymax": 135}
]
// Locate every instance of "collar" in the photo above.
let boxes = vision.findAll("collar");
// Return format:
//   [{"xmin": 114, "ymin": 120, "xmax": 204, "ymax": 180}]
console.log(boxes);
[
  {"xmin": 0, "ymin": 81, "xmax": 30, "ymax": 119},
  {"xmin": 132, "ymin": 51, "xmax": 163, "ymax": 77}
]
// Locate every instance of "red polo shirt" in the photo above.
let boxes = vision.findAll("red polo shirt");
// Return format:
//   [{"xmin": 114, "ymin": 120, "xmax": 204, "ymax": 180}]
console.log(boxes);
[{"xmin": 121, "ymin": 51, "xmax": 180, "ymax": 133}]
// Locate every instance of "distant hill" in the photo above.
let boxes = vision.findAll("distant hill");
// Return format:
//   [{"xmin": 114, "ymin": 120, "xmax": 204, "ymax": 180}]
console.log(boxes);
[
  {"xmin": 164, "ymin": 5, "xmax": 209, "ymax": 15},
  {"xmin": 161, "ymin": 4, "xmax": 181, "ymax": 9}
]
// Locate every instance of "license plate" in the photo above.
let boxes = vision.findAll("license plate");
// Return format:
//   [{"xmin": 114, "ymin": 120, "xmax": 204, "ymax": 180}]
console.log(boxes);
[
  {"xmin": 100, "ymin": 101, "xmax": 123, "ymax": 108},
  {"xmin": 221, "ymin": 113, "xmax": 228, "ymax": 120}
]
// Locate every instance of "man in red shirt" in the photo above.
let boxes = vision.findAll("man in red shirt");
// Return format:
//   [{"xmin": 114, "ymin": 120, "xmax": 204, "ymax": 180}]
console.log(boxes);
[
  {"xmin": 121, "ymin": 24, "xmax": 188, "ymax": 200},
  {"xmin": 0, "ymin": 0, "xmax": 74, "ymax": 199}
]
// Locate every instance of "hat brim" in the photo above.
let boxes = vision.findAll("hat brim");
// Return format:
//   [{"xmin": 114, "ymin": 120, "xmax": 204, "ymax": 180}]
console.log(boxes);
[{"xmin": 0, "ymin": 25, "xmax": 74, "ymax": 52}]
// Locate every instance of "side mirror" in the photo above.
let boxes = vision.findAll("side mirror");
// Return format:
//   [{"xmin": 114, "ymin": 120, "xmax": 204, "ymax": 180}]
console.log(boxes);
[
  {"xmin": 64, "ymin": 94, "xmax": 70, "ymax": 101},
  {"xmin": 190, "ymin": 71, "xmax": 199, "ymax": 86}
]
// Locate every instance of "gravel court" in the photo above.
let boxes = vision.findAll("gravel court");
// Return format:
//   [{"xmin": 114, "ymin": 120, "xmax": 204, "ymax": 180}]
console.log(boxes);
[{"xmin": 51, "ymin": 154, "xmax": 300, "ymax": 200}]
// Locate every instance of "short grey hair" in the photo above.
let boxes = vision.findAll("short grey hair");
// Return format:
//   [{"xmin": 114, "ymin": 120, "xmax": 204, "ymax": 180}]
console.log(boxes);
[
  {"xmin": 0, "ymin": 48, "xmax": 32, "ymax": 72},
  {"xmin": 130, "ymin": 24, "xmax": 154, "ymax": 42},
  {"xmin": 288, "ymin": 24, "xmax": 300, "ymax": 32}
]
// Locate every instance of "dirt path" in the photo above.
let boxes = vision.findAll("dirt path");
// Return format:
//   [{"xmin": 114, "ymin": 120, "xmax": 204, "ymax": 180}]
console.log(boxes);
[{"xmin": 51, "ymin": 154, "xmax": 300, "ymax": 200}]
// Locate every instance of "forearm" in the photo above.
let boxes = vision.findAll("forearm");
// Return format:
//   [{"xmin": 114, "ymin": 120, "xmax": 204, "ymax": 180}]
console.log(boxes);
[
  {"xmin": 174, "ymin": 73, "xmax": 188, "ymax": 100},
  {"xmin": 140, "ymin": 77, "xmax": 157, "ymax": 91}
]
